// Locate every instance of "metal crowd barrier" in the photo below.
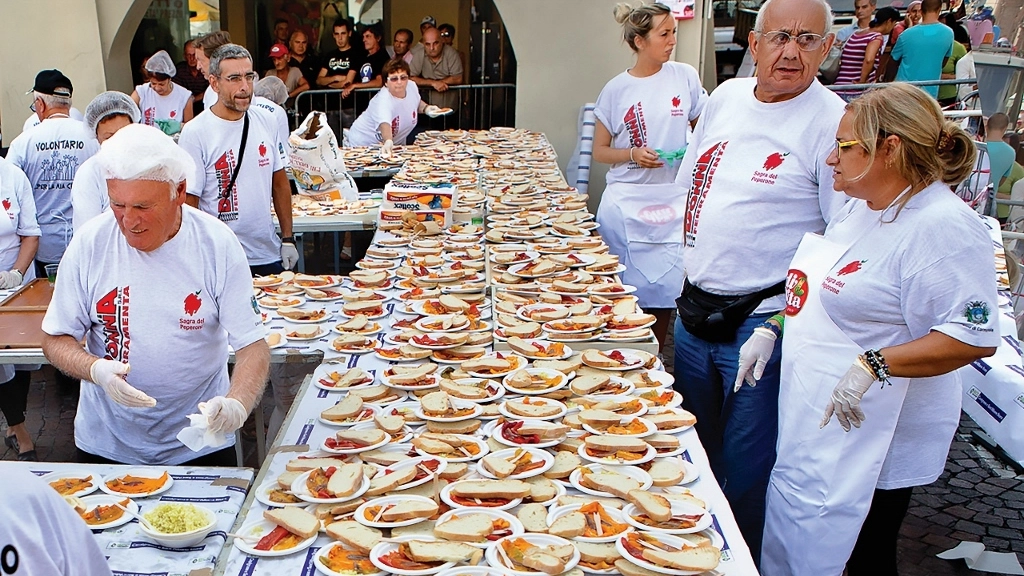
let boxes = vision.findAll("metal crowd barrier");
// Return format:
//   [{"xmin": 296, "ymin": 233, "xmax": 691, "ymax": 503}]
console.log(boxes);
[{"xmin": 293, "ymin": 83, "xmax": 516, "ymax": 134}]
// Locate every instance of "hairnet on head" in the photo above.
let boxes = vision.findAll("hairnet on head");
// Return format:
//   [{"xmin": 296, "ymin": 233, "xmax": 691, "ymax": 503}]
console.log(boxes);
[
  {"xmin": 84, "ymin": 91, "xmax": 141, "ymax": 137},
  {"xmin": 255, "ymin": 76, "xmax": 288, "ymax": 106},
  {"xmin": 96, "ymin": 124, "xmax": 195, "ymax": 186},
  {"xmin": 145, "ymin": 50, "xmax": 177, "ymax": 76}
]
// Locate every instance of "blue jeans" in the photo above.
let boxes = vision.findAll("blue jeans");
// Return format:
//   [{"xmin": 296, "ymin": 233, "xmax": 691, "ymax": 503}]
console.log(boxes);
[{"xmin": 673, "ymin": 312, "xmax": 782, "ymax": 566}]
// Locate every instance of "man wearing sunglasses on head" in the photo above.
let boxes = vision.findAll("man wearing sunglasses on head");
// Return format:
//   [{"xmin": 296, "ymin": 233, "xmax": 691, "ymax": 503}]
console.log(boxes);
[{"xmin": 671, "ymin": 0, "xmax": 847, "ymax": 565}]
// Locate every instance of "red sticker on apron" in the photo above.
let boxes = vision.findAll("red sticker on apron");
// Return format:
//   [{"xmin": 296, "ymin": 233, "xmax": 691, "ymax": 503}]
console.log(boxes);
[{"xmin": 786, "ymin": 269, "xmax": 808, "ymax": 316}]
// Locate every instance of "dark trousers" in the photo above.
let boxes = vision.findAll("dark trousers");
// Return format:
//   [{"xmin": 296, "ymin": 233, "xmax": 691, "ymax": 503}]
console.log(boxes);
[
  {"xmin": 846, "ymin": 486, "xmax": 915, "ymax": 576},
  {"xmin": 250, "ymin": 261, "xmax": 285, "ymax": 277},
  {"xmin": 0, "ymin": 370, "xmax": 31, "ymax": 427},
  {"xmin": 76, "ymin": 446, "xmax": 238, "ymax": 467}
]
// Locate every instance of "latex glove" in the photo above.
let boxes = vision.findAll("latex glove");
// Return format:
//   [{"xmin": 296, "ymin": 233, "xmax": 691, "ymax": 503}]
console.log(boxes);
[
  {"xmin": 89, "ymin": 359, "xmax": 157, "ymax": 408},
  {"xmin": 424, "ymin": 105, "xmax": 443, "ymax": 118},
  {"xmin": 280, "ymin": 242, "xmax": 299, "ymax": 270},
  {"xmin": 0, "ymin": 269, "xmax": 22, "ymax": 289},
  {"xmin": 200, "ymin": 396, "xmax": 248, "ymax": 435},
  {"xmin": 380, "ymin": 139, "xmax": 394, "ymax": 159},
  {"xmin": 820, "ymin": 360, "xmax": 876, "ymax": 432},
  {"xmin": 734, "ymin": 327, "xmax": 777, "ymax": 392}
]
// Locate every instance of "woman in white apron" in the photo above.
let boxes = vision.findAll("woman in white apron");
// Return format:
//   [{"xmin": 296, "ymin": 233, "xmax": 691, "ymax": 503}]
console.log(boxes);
[
  {"xmin": 593, "ymin": 2, "xmax": 708, "ymax": 346},
  {"xmin": 0, "ymin": 156, "xmax": 41, "ymax": 460},
  {"xmin": 131, "ymin": 50, "xmax": 194, "ymax": 136},
  {"xmin": 735, "ymin": 84, "xmax": 1000, "ymax": 575}
]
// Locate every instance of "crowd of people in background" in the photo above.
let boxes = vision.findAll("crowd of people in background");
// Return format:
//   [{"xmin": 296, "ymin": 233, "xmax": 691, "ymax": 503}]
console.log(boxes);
[{"xmin": 829, "ymin": 0, "xmax": 999, "ymax": 103}]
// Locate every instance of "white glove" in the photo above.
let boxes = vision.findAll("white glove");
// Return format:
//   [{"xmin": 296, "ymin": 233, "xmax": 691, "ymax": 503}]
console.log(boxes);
[
  {"xmin": 734, "ymin": 326, "xmax": 777, "ymax": 392},
  {"xmin": 380, "ymin": 139, "xmax": 394, "ymax": 159},
  {"xmin": 280, "ymin": 242, "xmax": 299, "ymax": 270},
  {"xmin": 89, "ymin": 359, "xmax": 157, "ymax": 408},
  {"xmin": 820, "ymin": 359, "xmax": 876, "ymax": 432},
  {"xmin": 200, "ymin": 396, "xmax": 248, "ymax": 435},
  {"xmin": 424, "ymin": 105, "xmax": 443, "ymax": 118},
  {"xmin": 0, "ymin": 269, "xmax": 22, "ymax": 289}
]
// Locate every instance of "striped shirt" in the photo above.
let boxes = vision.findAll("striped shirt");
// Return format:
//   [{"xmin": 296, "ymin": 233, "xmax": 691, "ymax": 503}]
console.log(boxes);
[{"xmin": 835, "ymin": 31, "xmax": 883, "ymax": 85}]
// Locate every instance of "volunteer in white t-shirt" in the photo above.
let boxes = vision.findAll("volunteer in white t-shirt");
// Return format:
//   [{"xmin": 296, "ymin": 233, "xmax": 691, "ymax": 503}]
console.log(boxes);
[
  {"xmin": 0, "ymin": 156, "xmax": 41, "ymax": 461},
  {"xmin": 71, "ymin": 91, "xmax": 141, "ymax": 232},
  {"xmin": 253, "ymin": 76, "xmax": 294, "ymax": 169},
  {"xmin": 6, "ymin": 69, "xmax": 100, "ymax": 279},
  {"xmin": 760, "ymin": 83, "xmax": 999, "ymax": 576},
  {"xmin": 41, "ymin": 124, "xmax": 270, "ymax": 466},
  {"xmin": 0, "ymin": 467, "xmax": 113, "ymax": 575},
  {"xmin": 670, "ymin": 0, "xmax": 845, "ymax": 564},
  {"xmin": 178, "ymin": 44, "xmax": 298, "ymax": 275},
  {"xmin": 346, "ymin": 59, "xmax": 445, "ymax": 156},
  {"xmin": 593, "ymin": 2, "xmax": 708, "ymax": 346},
  {"xmin": 131, "ymin": 50, "xmax": 194, "ymax": 136}
]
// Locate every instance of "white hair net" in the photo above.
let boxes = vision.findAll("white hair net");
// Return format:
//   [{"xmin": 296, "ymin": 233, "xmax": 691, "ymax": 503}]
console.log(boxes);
[
  {"xmin": 96, "ymin": 124, "xmax": 195, "ymax": 186},
  {"xmin": 145, "ymin": 50, "xmax": 177, "ymax": 76},
  {"xmin": 84, "ymin": 91, "xmax": 141, "ymax": 137},
  {"xmin": 255, "ymin": 76, "xmax": 288, "ymax": 106}
]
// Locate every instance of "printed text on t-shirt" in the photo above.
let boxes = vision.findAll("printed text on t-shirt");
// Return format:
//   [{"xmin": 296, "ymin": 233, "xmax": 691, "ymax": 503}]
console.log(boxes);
[
  {"xmin": 684, "ymin": 141, "xmax": 727, "ymax": 247},
  {"xmin": 214, "ymin": 150, "xmax": 239, "ymax": 221},
  {"xmin": 97, "ymin": 286, "xmax": 130, "ymax": 363}
]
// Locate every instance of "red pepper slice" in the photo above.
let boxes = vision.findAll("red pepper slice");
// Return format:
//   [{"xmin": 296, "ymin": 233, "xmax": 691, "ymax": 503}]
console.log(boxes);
[{"xmin": 254, "ymin": 525, "xmax": 290, "ymax": 551}]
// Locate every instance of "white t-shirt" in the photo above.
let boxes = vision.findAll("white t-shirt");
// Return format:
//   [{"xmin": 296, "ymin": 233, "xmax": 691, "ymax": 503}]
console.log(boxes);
[
  {"xmin": 347, "ymin": 84, "xmax": 422, "ymax": 146},
  {"xmin": 203, "ymin": 85, "xmax": 217, "ymax": 110},
  {"xmin": 250, "ymin": 96, "xmax": 292, "ymax": 167},
  {"xmin": 70, "ymin": 156, "xmax": 107, "ymax": 233},
  {"xmin": 956, "ymin": 52, "xmax": 976, "ymax": 101},
  {"xmin": 136, "ymin": 82, "xmax": 192, "ymax": 135},
  {"xmin": 0, "ymin": 157, "xmax": 41, "ymax": 270},
  {"xmin": 0, "ymin": 468, "xmax": 113, "ymax": 576},
  {"xmin": 594, "ymin": 62, "xmax": 707, "ymax": 185},
  {"xmin": 41, "ymin": 207, "xmax": 266, "ymax": 465},
  {"xmin": 675, "ymin": 77, "xmax": 847, "ymax": 312},
  {"xmin": 178, "ymin": 109, "xmax": 285, "ymax": 265},
  {"xmin": 821, "ymin": 183, "xmax": 1000, "ymax": 488},
  {"xmin": 22, "ymin": 107, "xmax": 85, "ymax": 132},
  {"xmin": 5, "ymin": 116, "xmax": 100, "ymax": 263}
]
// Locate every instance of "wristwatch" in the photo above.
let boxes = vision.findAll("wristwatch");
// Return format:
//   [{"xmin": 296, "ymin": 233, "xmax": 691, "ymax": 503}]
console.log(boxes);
[{"xmin": 281, "ymin": 236, "xmax": 295, "ymax": 244}]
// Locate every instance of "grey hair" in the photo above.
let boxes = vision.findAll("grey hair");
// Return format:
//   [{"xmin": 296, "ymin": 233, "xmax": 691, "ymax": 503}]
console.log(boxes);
[
  {"xmin": 613, "ymin": 2, "xmax": 673, "ymax": 52},
  {"xmin": 209, "ymin": 44, "xmax": 253, "ymax": 77},
  {"xmin": 36, "ymin": 91, "xmax": 71, "ymax": 109},
  {"xmin": 754, "ymin": 0, "xmax": 834, "ymax": 34}
]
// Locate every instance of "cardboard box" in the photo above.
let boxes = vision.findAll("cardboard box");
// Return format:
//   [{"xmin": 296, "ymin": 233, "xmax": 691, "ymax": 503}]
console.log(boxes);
[{"xmin": 381, "ymin": 181, "xmax": 456, "ymax": 227}]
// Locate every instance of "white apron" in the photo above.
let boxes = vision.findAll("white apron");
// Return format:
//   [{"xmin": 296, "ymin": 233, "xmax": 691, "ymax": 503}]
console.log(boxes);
[
  {"xmin": 761, "ymin": 229, "xmax": 911, "ymax": 576},
  {"xmin": 595, "ymin": 182, "xmax": 685, "ymax": 308}
]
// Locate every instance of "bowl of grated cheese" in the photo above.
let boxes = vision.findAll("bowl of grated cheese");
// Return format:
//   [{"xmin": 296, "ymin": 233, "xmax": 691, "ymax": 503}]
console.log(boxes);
[{"xmin": 139, "ymin": 503, "xmax": 217, "ymax": 547}]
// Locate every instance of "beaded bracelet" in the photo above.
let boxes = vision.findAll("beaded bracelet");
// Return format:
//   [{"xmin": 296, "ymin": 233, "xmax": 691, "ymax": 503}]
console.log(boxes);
[
  {"xmin": 761, "ymin": 320, "xmax": 782, "ymax": 338},
  {"xmin": 862, "ymin": 349, "xmax": 892, "ymax": 385}
]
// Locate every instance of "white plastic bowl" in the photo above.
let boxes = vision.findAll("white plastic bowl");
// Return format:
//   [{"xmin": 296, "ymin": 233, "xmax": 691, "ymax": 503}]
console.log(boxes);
[{"xmin": 138, "ymin": 504, "xmax": 217, "ymax": 548}]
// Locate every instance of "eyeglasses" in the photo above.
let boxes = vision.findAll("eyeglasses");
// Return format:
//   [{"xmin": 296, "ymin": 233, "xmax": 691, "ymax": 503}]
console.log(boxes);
[
  {"xmin": 218, "ymin": 72, "xmax": 258, "ymax": 84},
  {"xmin": 835, "ymin": 139, "xmax": 861, "ymax": 159},
  {"xmin": 440, "ymin": 31, "xmax": 452, "ymax": 37},
  {"xmin": 757, "ymin": 30, "xmax": 827, "ymax": 51},
  {"xmin": 387, "ymin": 74, "xmax": 409, "ymax": 82},
  {"xmin": 29, "ymin": 99, "xmax": 36, "ymax": 113}
]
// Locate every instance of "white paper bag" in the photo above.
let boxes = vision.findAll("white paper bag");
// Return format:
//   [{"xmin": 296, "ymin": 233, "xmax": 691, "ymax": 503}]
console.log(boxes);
[{"xmin": 287, "ymin": 111, "xmax": 357, "ymax": 201}]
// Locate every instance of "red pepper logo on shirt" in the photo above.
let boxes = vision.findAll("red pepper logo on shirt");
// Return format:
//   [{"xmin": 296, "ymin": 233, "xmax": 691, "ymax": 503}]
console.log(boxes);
[
  {"xmin": 170, "ymin": 110, "xmax": 176, "ymax": 118},
  {"xmin": 671, "ymin": 95, "xmax": 681, "ymax": 108},
  {"xmin": 184, "ymin": 290, "xmax": 202, "ymax": 316},
  {"xmin": 763, "ymin": 152, "xmax": 789, "ymax": 171},
  {"xmin": 836, "ymin": 260, "xmax": 866, "ymax": 276},
  {"xmin": 259, "ymin": 143, "xmax": 267, "ymax": 157},
  {"xmin": 785, "ymin": 269, "xmax": 809, "ymax": 317},
  {"xmin": 2, "ymin": 198, "xmax": 11, "ymax": 219}
]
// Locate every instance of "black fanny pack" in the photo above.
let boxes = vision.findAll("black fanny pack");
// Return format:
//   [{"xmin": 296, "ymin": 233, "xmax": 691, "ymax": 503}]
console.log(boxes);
[{"xmin": 675, "ymin": 279, "xmax": 785, "ymax": 343}]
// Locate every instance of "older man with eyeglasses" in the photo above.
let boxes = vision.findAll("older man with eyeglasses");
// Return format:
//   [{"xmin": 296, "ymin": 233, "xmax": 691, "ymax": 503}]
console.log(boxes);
[{"xmin": 670, "ymin": 0, "xmax": 846, "ymax": 565}]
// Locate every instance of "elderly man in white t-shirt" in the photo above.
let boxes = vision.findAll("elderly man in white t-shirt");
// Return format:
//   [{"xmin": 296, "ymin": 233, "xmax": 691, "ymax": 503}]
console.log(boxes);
[
  {"xmin": 41, "ymin": 124, "xmax": 270, "ymax": 466},
  {"xmin": 671, "ymin": 0, "xmax": 847, "ymax": 564}
]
